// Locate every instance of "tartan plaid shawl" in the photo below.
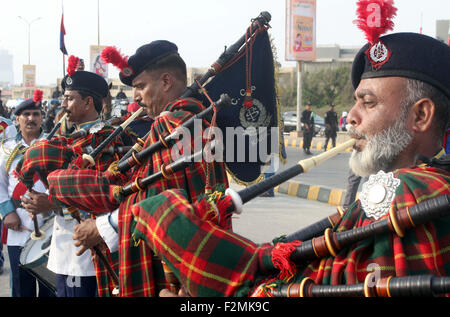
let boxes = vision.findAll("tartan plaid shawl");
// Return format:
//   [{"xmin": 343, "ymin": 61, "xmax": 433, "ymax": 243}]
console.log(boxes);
[
  {"xmin": 15, "ymin": 124, "xmax": 125, "ymax": 297},
  {"xmin": 47, "ymin": 98, "xmax": 229, "ymax": 297},
  {"xmin": 130, "ymin": 166, "xmax": 450, "ymax": 297},
  {"xmin": 254, "ymin": 166, "xmax": 450, "ymax": 296},
  {"xmin": 131, "ymin": 188, "xmax": 274, "ymax": 297}
]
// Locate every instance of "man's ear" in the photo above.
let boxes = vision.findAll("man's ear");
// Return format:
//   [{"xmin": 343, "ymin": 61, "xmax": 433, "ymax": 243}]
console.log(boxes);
[
  {"xmin": 160, "ymin": 72, "xmax": 173, "ymax": 92},
  {"xmin": 410, "ymin": 98, "xmax": 435, "ymax": 133},
  {"xmin": 83, "ymin": 96, "xmax": 93, "ymax": 110}
]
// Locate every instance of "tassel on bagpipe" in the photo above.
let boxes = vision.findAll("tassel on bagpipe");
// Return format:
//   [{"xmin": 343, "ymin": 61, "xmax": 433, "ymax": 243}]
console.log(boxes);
[
  {"xmin": 116, "ymin": 11, "xmax": 272, "ymax": 170},
  {"xmin": 273, "ymin": 274, "xmax": 450, "ymax": 297},
  {"xmin": 116, "ymin": 94, "xmax": 231, "ymax": 174}
]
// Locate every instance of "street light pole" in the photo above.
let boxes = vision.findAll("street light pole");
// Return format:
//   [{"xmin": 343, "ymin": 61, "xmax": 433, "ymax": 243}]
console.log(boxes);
[{"xmin": 18, "ymin": 16, "xmax": 42, "ymax": 65}]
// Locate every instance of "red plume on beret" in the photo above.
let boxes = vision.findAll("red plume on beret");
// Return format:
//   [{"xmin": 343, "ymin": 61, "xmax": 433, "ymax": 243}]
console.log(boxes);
[
  {"xmin": 67, "ymin": 55, "xmax": 80, "ymax": 76},
  {"xmin": 33, "ymin": 89, "xmax": 43, "ymax": 103},
  {"xmin": 101, "ymin": 46, "xmax": 129, "ymax": 72},
  {"xmin": 353, "ymin": 0, "xmax": 397, "ymax": 44}
]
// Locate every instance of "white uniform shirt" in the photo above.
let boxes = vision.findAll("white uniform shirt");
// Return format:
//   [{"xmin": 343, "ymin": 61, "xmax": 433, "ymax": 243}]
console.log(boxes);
[
  {"xmin": 46, "ymin": 119, "xmax": 104, "ymax": 277},
  {"xmin": 47, "ymin": 213, "xmax": 96, "ymax": 276},
  {"xmin": 0, "ymin": 133, "xmax": 47, "ymax": 247},
  {"xmin": 96, "ymin": 209, "xmax": 119, "ymax": 253}
]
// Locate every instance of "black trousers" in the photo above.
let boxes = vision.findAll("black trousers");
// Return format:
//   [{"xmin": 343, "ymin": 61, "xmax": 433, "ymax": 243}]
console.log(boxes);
[
  {"xmin": 324, "ymin": 128, "xmax": 337, "ymax": 149},
  {"xmin": 303, "ymin": 129, "xmax": 314, "ymax": 150}
]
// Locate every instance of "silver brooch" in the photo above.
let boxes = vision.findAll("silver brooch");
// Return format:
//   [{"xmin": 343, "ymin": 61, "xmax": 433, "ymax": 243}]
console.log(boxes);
[
  {"xmin": 359, "ymin": 170, "xmax": 401, "ymax": 220},
  {"xmin": 89, "ymin": 122, "xmax": 105, "ymax": 134}
]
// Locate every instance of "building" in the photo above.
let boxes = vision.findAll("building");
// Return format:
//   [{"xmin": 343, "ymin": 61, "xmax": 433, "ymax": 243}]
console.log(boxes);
[
  {"xmin": 436, "ymin": 20, "xmax": 450, "ymax": 44},
  {"xmin": 277, "ymin": 44, "xmax": 360, "ymax": 85},
  {"xmin": 0, "ymin": 49, "xmax": 14, "ymax": 87}
]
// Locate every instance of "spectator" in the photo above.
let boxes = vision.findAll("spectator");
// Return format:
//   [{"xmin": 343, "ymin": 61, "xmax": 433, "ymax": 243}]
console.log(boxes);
[{"xmin": 340, "ymin": 111, "xmax": 348, "ymax": 131}]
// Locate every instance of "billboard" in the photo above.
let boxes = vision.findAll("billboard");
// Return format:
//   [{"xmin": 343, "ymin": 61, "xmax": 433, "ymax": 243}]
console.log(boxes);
[
  {"xmin": 285, "ymin": 0, "xmax": 317, "ymax": 61},
  {"xmin": 90, "ymin": 45, "xmax": 108, "ymax": 79},
  {"xmin": 23, "ymin": 65, "xmax": 36, "ymax": 87}
]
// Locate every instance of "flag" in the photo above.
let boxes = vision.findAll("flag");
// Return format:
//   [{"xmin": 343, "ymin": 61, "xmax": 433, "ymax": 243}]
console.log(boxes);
[
  {"xmin": 201, "ymin": 28, "xmax": 286, "ymax": 185},
  {"xmin": 60, "ymin": 14, "xmax": 68, "ymax": 55}
]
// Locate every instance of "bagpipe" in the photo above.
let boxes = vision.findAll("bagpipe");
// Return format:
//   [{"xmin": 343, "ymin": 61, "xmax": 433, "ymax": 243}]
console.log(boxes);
[
  {"xmin": 114, "ymin": 11, "xmax": 282, "ymax": 186},
  {"xmin": 116, "ymin": 94, "xmax": 231, "ymax": 174},
  {"xmin": 274, "ymin": 274, "xmax": 450, "ymax": 297},
  {"xmin": 22, "ymin": 109, "xmax": 140, "ymax": 296},
  {"xmin": 256, "ymin": 194, "xmax": 450, "ymax": 297}
]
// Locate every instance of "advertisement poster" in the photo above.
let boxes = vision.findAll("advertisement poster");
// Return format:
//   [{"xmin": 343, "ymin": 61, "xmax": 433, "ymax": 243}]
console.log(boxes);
[
  {"xmin": 285, "ymin": 0, "xmax": 316, "ymax": 61},
  {"xmin": 23, "ymin": 64, "xmax": 36, "ymax": 87},
  {"xmin": 90, "ymin": 45, "xmax": 108, "ymax": 79}
]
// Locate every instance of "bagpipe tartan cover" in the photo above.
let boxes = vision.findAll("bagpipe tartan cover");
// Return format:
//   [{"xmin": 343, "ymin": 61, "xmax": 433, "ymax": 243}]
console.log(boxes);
[{"xmin": 132, "ymin": 166, "xmax": 450, "ymax": 296}]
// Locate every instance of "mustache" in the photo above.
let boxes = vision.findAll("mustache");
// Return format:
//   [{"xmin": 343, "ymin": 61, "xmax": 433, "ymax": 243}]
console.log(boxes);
[
  {"xmin": 347, "ymin": 127, "xmax": 366, "ymax": 139},
  {"xmin": 137, "ymin": 101, "xmax": 147, "ymax": 108}
]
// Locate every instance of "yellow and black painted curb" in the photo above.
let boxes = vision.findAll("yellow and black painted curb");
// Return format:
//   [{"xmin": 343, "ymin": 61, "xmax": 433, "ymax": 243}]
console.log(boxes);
[
  {"xmin": 284, "ymin": 137, "xmax": 353, "ymax": 152},
  {"xmin": 273, "ymin": 180, "xmax": 359, "ymax": 206}
]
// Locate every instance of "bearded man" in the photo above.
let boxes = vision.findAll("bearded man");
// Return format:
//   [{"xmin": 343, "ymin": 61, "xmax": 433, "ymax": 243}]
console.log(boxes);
[{"xmin": 118, "ymin": 26, "xmax": 450, "ymax": 296}]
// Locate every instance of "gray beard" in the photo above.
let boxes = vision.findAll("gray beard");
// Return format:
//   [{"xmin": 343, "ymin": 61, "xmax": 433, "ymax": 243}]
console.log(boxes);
[{"xmin": 349, "ymin": 119, "xmax": 413, "ymax": 177}]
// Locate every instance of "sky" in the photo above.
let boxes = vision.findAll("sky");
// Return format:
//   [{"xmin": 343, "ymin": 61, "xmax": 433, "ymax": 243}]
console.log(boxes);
[{"xmin": 0, "ymin": 0, "xmax": 449, "ymax": 86}]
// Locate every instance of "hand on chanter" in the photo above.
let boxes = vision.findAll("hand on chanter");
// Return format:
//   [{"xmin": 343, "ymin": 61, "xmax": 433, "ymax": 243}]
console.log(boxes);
[
  {"xmin": 21, "ymin": 190, "xmax": 58, "ymax": 216},
  {"xmin": 73, "ymin": 218, "xmax": 104, "ymax": 256}
]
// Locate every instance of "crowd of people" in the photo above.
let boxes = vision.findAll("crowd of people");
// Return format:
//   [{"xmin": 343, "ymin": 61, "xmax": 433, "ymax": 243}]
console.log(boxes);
[{"xmin": 0, "ymin": 0, "xmax": 449, "ymax": 300}]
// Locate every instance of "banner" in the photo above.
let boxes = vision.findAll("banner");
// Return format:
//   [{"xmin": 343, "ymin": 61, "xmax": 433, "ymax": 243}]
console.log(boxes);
[
  {"xmin": 23, "ymin": 65, "xmax": 36, "ymax": 88},
  {"xmin": 90, "ymin": 45, "xmax": 108, "ymax": 79},
  {"xmin": 285, "ymin": 0, "xmax": 317, "ymax": 61},
  {"xmin": 202, "ymin": 29, "xmax": 286, "ymax": 185}
]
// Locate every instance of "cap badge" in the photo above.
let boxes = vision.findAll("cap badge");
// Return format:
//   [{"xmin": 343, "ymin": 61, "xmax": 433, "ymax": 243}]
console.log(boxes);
[
  {"xmin": 122, "ymin": 67, "xmax": 133, "ymax": 77},
  {"xmin": 360, "ymin": 170, "xmax": 400, "ymax": 220},
  {"xmin": 66, "ymin": 77, "xmax": 73, "ymax": 85},
  {"xmin": 366, "ymin": 41, "xmax": 391, "ymax": 70}
]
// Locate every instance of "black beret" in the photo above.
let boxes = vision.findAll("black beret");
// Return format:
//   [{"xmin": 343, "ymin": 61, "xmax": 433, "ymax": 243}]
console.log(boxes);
[
  {"xmin": 61, "ymin": 70, "xmax": 109, "ymax": 99},
  {"xmin": 119, "ymin": 40, "xmax": 178, "ymax": 86},
  {"xmin": 352, "ymin": 32, "xmax": 450, "ymax": 100},
  {"xmin": 14, "ymin": 99, "xmax": 42, "ymax": 116}
]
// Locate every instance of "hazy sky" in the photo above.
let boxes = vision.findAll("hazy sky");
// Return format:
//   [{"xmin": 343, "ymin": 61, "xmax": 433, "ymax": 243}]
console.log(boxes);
[{"xmin": 1, "ymin": 0, "xmax": 449, "ymax": 86}]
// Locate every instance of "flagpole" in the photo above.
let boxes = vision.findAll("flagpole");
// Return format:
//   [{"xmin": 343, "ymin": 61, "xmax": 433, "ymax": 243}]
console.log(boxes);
[
  {"xmin": 97, "ymin": 0, "xmax": 100, "ymax": 46},
  {"xmin": 420, "ymin": 12, "xmax": 423, "ymax": 34}
]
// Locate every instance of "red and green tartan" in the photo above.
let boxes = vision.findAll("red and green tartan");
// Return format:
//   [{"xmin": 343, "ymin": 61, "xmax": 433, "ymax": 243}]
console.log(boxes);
[
  {"xmin": 47, "ymin": 98, "xmax": 229, "ymax": 297},
  {"xmin": 292, "ymin": 166, "xmax": 450, "ymax": 287},
  {"xmin": 129, "ymin": 166, "xmax": 450, "ymax": 296},
  {"xmin": 15, "ymin": 124, "xmax": 125, "ymax": 297},
  {"xmin": 131, "ymin": 188, "xmax": 273, "ymax": 297}
]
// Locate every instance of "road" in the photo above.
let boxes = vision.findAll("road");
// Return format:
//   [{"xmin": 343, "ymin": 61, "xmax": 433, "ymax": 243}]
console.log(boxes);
[{"xmin": 279, "ymin": 138, "xmax": 356, "ymax": 191}]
